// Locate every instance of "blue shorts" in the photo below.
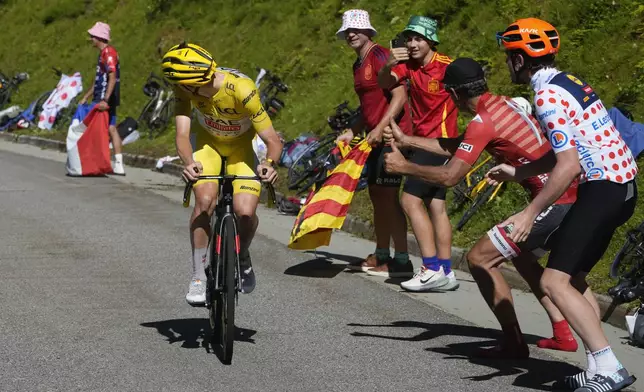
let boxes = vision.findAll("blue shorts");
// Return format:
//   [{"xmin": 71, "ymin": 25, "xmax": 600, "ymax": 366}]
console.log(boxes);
[{"xmin": 90, "ymin": 102, "xmax": 117, "ymax": 126}]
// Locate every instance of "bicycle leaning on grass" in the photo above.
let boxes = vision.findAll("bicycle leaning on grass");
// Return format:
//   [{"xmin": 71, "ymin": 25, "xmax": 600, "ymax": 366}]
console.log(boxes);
[
  {"xmin": 449, "ymin": 154, "xmax": 505, "ymax": 231},
  {"xmin": 182, "ymin": 160, "xmax": 276, "ymax": 364},
  {"xmin": 286, "ymin": 101, "xmax": 364, "ymax": 196},
  {"xmin": 138, "ymin": 72, "xmax": 174, "ymax": 138}
]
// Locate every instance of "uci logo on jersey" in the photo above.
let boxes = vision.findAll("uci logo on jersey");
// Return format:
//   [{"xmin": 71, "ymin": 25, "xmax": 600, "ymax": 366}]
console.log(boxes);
[
  {"xmin": 550, "ymin": 130, "xmax": 568, "ymax": 149},
  {"xmin": 587, "ymin": 167, "xmax": 604, "ymax": 180}
]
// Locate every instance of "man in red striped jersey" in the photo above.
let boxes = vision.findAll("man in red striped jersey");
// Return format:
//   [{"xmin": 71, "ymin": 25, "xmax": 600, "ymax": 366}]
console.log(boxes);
[
  {"xmin": 334, "ymin": 9, "xmax": 414, "ymax": 273},
  {"xmin": 376, "ymin": 16, "xmax": 459, "ymax": 289},
  {"xmin": 383, "ymin": 57, "xmax": 581, "ymax": 359}
]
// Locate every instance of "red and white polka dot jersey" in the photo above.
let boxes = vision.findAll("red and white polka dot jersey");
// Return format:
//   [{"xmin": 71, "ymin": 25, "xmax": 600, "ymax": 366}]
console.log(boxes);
[{"xmin": 531, "ymin": 68, "xmax": 638, "ymax": 184}]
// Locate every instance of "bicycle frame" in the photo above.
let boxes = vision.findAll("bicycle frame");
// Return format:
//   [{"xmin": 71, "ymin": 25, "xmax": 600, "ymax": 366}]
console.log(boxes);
[
  {"xmin": 139, "ymin": 73, "xmax": 174, "ymax": 136},
  {"xmin": 182, "ymin": 165, "xmax": 276, "ymax": 293},
  {"xmin": 255, "ymin": 68, "xmax": 288, "ymax": 118},
  {"xmin": 461, "ymin": 155, "xmax": 504, "ymax": 202}
]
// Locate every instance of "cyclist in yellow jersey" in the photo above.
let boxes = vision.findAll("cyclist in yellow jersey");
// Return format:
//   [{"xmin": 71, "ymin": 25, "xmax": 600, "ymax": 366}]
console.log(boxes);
[{"xmin": 161, "ymin": 42, "xmax": 283, "ymax": 305}]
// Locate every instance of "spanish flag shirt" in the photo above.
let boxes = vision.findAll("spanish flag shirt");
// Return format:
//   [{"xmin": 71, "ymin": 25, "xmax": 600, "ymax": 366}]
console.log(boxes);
[{"xmin": 391, "ymin": 52, "xmax": 459, "ymax": 138}]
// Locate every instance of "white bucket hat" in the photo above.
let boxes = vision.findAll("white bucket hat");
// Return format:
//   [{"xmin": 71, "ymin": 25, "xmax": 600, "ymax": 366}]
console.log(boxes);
[{"xmin": 336, "ymin": 9, "xmax": 377, "ymax": 40}]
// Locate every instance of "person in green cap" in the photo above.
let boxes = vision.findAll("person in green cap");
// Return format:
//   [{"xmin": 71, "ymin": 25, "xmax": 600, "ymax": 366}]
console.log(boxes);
[{"xmin": 373, "ymin": 16, "xmax": 459, "ymax": 292}]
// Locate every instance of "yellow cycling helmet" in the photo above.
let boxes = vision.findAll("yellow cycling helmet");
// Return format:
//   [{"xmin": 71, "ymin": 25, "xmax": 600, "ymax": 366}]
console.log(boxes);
[{"xmin": 161, "ymin": 42, "xmax": 216, "ymax": 86}]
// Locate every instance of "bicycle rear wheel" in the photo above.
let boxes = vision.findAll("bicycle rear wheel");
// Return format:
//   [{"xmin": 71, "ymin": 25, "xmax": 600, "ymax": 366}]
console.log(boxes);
[{"xmin": 210, "ymin": 215, "xmax": 237, "ymax": 364}]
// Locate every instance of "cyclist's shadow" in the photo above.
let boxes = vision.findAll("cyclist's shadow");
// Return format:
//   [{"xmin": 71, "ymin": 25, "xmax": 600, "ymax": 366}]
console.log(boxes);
[{"xmin": 141, "ymin": 318, "xmax": 256, "ymax": 350}]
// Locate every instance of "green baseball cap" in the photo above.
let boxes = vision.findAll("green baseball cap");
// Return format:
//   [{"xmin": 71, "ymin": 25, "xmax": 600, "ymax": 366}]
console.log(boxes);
[{"xmin": 402, "ymin": 16, "xmax": 439, "ymax": 43}]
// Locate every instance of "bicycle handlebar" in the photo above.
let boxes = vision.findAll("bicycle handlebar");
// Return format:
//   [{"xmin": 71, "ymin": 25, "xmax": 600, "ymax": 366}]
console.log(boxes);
[{"xmin": 182, "ymin": 174, "xmax": 277, "ymax": 209}]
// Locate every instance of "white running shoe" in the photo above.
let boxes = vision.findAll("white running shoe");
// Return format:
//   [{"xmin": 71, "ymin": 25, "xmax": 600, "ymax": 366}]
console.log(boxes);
[
  {"xmin": 431, "ymin": 271, "xmax": 460, "ymax": 292},
  {"xmin": 186, "ymin": 279, "xmax": 206, "ymax": 305},
  {"xmin": 112, "ymin": 161, "xmax": 125, "ymax": 176},
  {"xmin": 400, "ymin": 266, "xmax": 450, "ymax": 292}
]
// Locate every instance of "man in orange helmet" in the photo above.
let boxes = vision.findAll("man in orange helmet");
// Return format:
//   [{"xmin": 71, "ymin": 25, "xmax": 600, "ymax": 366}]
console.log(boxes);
[{"xmin": 491, "ymin": 18, "xmax": 638, "ymax": 392}]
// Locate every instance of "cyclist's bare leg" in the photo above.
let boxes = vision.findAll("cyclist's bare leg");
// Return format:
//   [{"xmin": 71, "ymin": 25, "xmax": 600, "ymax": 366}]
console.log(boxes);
[
  {"xmin": 427, "ymin": 198, "xmax": 451, "ymax": 261},
  {"xmin": 369, "ymin": 184, "xmax": 407, "ymax": 255},
  {"xmin": 190, "ymin": 183, "xmax": 219, "ymax": 281},
  {"xmin": 232, "ymin": 191, "xmax": 260, "ymax": 293},
  {"xmin": 401, "ymin": 192, "xmax": 436, "ymax": 257},
  {"xmin": 232, "ymin": 192, "xmax": 260, "ymax": 254},
  {"xmin": 467, "ymin": 236, "xmax": 529, "ymax": 358}
]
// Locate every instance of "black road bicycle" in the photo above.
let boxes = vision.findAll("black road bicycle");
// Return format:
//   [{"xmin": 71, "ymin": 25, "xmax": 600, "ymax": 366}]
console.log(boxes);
[
  {"xmin": 607, "ymin": 220, "xmax": 644, "ymax": 304},
  {"xmin": 182, "ymin": 161, "xmax": 276, "ymax": 364},
  {"xmin": 255, "ymin": 67, "xmax": 288, "ymax": 119},
  {"xmin": 600, "ymin": 220, "xmax": 644, "ymax": 331},
  {"xmin": 138, "ymin": 72, "xmax": 174, "ymax": 139},
  {"xmin": 0, "ymin": 70, "xmax": 29, "ymax": 110},
  {"xmin": 286, "ymin": 101, "xmax": 363, "ymax": 196}
]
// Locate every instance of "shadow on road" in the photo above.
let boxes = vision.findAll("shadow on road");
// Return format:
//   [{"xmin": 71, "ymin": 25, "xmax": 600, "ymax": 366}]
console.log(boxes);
[
  {"xmin": 284, "ymin": 250, "xmax": 356, "ymax": 278},
  {"xmin": 140, "ymin": 318, "xmax": 257, "ymax": 350},
  {"xmin": 348, "ymin": 320, "xmax": 581, "ymax": 391},
  {"xmin": 304, "ymin": 250, "xmax": 364, "ymax": 265}
]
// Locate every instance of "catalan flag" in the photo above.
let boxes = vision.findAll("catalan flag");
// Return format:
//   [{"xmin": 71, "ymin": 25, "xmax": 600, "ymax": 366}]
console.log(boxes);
[{"xmin": 288, "ymin": 139, "xmax": 372, "ymax": 250}]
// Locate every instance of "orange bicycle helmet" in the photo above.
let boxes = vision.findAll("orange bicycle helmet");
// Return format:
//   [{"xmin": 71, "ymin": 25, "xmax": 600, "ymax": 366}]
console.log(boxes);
[{"xmin": 496, "ymin": 18, "xmax": 560, "ymax": 58}]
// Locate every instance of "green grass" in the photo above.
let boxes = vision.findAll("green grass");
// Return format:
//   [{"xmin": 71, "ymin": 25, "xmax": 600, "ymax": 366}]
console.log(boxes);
[{"xmin": 2, "ymin": 0, "xmax": 643, "ymax": 296}]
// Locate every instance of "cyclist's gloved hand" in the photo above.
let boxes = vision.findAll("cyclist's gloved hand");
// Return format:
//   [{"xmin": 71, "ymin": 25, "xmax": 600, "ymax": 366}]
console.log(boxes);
[
  {"xmin": 183, "ymin": 161, "xmax": 203, "ymax": 182},
  {"xmin": 258, "ymin": 159, "xmax": 278, "ymax": 184},
  {"xmin": 485, "ymin": 163, "xmax": 516, "ymax": 186}
]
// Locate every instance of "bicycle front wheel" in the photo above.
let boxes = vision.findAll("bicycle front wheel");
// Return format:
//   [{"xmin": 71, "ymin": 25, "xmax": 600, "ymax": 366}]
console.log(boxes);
[{"xmin": 211, "ymin": 214, "xmax": 237, "ymax": 364}]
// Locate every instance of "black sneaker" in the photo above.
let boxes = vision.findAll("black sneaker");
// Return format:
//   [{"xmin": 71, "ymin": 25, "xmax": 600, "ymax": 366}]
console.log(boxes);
[{"xmin": 574, "ymin": 369, "xmax": 636, "ymax": 392}]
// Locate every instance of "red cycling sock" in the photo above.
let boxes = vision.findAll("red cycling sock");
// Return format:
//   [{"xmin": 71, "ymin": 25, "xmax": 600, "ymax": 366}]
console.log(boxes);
[{"xmin": 537, "ymin": 320, "xmax": 579, "ymax": 352}]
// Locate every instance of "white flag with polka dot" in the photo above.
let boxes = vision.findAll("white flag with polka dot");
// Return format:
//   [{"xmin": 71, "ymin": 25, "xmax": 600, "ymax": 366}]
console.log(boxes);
[{"xmin": 37, "ymin": 72, "xmax": 83, "ymax": 131}]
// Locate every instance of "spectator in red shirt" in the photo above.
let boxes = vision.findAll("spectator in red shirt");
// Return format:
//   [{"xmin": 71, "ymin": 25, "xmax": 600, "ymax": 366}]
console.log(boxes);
[
  {"xmin": 79, "ymin": 21, "xmax": 125, "ymax": 175},
  {"xmin": 375, "ymin": 16, "xmax": 459, "ymax": 289},
  {"xmin": 334, "ymin": 9, "xmax": 414, "ymax": 273}
]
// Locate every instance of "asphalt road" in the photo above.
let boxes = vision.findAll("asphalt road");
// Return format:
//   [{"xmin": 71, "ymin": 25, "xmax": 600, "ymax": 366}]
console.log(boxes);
[{"xmin": 0, "ymin": 149, "xmax": 591, "ymax": 392}]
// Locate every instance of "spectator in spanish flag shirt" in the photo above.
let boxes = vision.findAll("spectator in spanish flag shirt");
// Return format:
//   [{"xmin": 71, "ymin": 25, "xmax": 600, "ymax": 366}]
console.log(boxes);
[
  {"xmin": 376, "ymin": 16, "xmax": 459, "ymax": 291},
  {"xmin": 79, "ymin": 21, "xmax": 125, "ymax": 175},
  {"xmin": 334, "ymin": 9, "xmax": 414, "ymax": 273}
]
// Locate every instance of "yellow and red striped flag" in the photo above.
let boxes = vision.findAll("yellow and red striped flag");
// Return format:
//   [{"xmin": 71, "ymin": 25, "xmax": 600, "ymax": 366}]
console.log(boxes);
[{"xmin": 288, "ymin": 139, "xmax": 372, "ymax": 250}]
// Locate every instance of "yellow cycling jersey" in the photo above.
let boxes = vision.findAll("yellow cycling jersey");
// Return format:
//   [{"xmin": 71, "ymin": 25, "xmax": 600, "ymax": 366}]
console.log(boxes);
[{"xmin": 174, "ymin": 67, "xmax": 273, "ymax": 145}]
